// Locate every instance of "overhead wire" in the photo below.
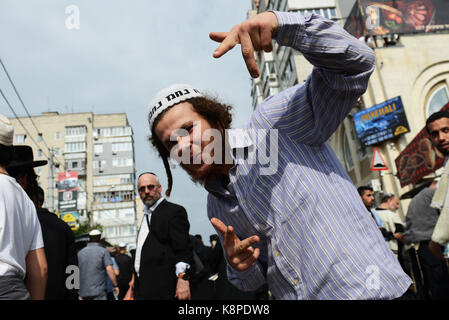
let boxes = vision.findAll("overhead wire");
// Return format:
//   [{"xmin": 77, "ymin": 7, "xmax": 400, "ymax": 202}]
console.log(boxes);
[{"xmin": 0, "ymin": 57, "xmax": 135, "ymax": 227}]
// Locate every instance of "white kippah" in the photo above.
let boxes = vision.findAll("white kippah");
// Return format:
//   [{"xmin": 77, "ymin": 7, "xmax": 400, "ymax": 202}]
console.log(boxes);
[
  {"xmin": 89, "ymin": 229, "xmax": 101, "ymax": 236},
  {"xmin": 0, "ymin": 114, "xmax": 14, "ymax": 146},
  {"xmin": 148, "ymin": 84, "xmax": 203, "ymax": 132}
]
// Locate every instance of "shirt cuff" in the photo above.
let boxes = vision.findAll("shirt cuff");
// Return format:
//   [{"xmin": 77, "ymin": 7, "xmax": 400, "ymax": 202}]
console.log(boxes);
[
  {"xmin": 271, "ymin": 10, "xmax": 305, "ymax": 49},
  {"xmin": 175, "ymin": 262, "xmax": 190, "ymax": 277}
]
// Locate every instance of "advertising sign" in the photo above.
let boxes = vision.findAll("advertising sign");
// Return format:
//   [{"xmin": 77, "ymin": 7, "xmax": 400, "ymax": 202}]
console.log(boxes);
[
  {"xmin": 353, "ymin": 96, "xmax": 410, "ymax": 146},
  {"xmin": 59, "ymin": 211, "xmax": 79, "ymax": 231},
  {"xmin": 395, "ymin": 102, "xmax": 449, "ymax": 187},
  {"xmin": 57, "ymin": 171, "xmax": 78, "ymax": 212},
  {"xmin": 344, "ymin": 0, "xmax": 449, "ymax": 38}
]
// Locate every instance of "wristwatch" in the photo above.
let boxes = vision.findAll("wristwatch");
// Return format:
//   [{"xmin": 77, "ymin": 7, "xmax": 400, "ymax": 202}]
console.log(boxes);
[{"xmin": 178, "ymin": 272, "xmax": 190, "ymax": 281}]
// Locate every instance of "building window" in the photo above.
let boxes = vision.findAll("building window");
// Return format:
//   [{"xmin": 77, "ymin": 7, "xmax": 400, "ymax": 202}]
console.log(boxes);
[
  {"xmin": 65, "ymin": 142, "xmax": 86, "ymax": 153},
  {"xmin": 112, "ymin": 142, "xmax": 132, "ymax": 152},
  {"xmin": 426, "ymin": 83, "xmax": 449, "ymax": 118},
  {"xmin": 94, "ymin": 144, "xmax": 103, "ymax": 154},
  {"xmin": 66, "ymin": 126, "xmax": 86, "ymax": 136},
  {"xmin": 55, "ymin": 131, "xmax": 61, "ymax": 140},
  {"xmin": 98, "ymin": 127, "xmax": 132, "ymax": 138},
  {"xmin": 112, "ymin": 158, "xmax": 133, "ymax": 167},
  {"xmin": 93, "ymin": 160, "xmax": 106, "ymax": 169},
  {"xmin": 38, "ymin": 133, "xmax": 43, "ymax": 142},
  {"xmin": 295, "ymin": 7, "xmax": 337, "ymax": 20},
  {"xmin": 55, "ymin": 148, "xmax": 60, "ymax": 156},
  {"xmin": 15, "ymin": 134, "xmax": 26, "ymax": 144},
  {"xmin": 37, "ymin": 149, "xmax": 43, "ymax": 158}
]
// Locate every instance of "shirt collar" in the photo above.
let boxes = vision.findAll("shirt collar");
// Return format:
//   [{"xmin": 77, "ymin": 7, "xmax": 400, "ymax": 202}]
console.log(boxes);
[
  {"xmin": 226, "ymin": 128, "xmax": 253, "ymax": 150},
  {"xmin": 87, "ymin": 242, "xmax": 102, "ymax": 247},
  {"xmin": 144, "ymin": 197, "xmax": 165, "ymax": 215}
]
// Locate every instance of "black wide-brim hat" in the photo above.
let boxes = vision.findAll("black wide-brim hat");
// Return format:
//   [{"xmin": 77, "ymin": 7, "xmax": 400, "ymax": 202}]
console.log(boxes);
[{"xmin": 7, "ymin": 145, "xmax": 48, "ymax": 169}]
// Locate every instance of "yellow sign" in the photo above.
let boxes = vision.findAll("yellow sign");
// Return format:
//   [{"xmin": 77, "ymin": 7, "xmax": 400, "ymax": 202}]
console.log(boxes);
[
  {"xmin": 394, "ymin": 126, "xmax": 408, "ymax": 136},
  {"xmin": 62, "ymin": 213, "xmax": 76, "ymax": 223}
]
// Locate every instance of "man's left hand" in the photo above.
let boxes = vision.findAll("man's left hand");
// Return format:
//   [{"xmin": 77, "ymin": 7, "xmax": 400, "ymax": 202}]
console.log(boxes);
[
  {"xmin": 209, "ymin": 11, "xmax": 279, "ymax": 78},
  {"xmin": 175, "ymin": 278, "xmax": 190, "ymax": 300}
]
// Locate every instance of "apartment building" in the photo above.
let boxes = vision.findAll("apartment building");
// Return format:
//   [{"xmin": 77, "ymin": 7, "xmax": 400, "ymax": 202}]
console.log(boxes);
[{"xmin": 10, "ymin": 112, "xmax": 138, "ymax": 249}]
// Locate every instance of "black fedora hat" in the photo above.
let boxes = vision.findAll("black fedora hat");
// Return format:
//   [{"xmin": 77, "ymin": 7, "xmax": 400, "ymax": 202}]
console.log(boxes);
[{"xmin": 7, "ymin": 145, "xmax": 48, "ymax": 169}]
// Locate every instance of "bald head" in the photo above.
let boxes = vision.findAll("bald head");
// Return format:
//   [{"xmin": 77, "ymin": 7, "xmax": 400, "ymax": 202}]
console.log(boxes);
[{"xmin": 137, "ymin": 172, "xmax": 162, "ymax": 207}]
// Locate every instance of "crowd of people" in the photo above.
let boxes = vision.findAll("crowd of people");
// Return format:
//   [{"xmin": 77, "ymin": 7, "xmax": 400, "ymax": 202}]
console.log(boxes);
[{"xmin": 1, "ymin": 9, "xmax": 449, "ymax": 300}]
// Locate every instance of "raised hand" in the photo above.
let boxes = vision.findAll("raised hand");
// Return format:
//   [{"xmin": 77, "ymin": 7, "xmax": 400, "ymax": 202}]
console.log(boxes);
[
  {"xmin": 210, "ymin": 217, "xmax": 260, "ymax": 271},
  {"xmin": 209, "ymin": 11, "xmax": 279, "ymax": 78}
]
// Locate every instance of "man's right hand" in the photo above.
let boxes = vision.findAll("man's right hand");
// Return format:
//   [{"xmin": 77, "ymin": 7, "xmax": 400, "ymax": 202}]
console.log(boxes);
[{"xmin": 210, "ymin": 217, "xmax": 260, "ymax": 271}]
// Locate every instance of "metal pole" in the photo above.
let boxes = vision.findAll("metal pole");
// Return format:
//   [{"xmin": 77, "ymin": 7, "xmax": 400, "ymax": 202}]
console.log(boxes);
[{"xmin": 48, "ymin": 147, "xmax": 54, "ymax": 212}]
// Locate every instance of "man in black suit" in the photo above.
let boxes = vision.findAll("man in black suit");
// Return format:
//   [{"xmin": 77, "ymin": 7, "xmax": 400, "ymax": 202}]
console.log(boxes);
[{"xmin": 134, "ymin": 172, "xmax": 193, "ymax": 300}]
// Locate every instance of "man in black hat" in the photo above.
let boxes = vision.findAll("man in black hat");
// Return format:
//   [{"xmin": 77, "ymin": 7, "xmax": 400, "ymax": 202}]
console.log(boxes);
[
  {"xmin": 0, "ymin": 116, "xmax": 47, "ymax": 300},
  {"xmin": 8, "ymin": 145, "xmax": 78, "ymax": 300}
]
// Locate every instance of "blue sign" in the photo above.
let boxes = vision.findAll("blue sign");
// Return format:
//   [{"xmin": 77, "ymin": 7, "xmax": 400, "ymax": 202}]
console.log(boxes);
[{"xmin": 353, "ymin": 96, "xmax": 410, "ymax": 147}]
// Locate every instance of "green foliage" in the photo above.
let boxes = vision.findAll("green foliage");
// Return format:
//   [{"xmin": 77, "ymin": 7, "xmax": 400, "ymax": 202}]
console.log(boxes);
[{"xmin": 73, "ymin": 221, "xmax": 103, "ymax": 236}]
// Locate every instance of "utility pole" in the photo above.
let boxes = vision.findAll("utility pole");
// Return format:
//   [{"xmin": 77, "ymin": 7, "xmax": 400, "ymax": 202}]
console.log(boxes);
[{"xmin": 48, "ymin": 147, "xmax": 54, "ymax": 212}]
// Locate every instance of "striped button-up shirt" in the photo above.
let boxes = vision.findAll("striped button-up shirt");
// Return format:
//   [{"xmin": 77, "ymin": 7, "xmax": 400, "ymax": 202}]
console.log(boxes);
[{"xmin": 205, "ymin": 11, "xmax": 412, "ymax": 300}]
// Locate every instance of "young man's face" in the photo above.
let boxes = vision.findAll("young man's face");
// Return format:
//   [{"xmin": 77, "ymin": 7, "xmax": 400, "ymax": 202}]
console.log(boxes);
[
  {"xmin": 428, "ymin": 117, "xmax": 449, "ymax": 156},
  {"xmin": 137, "ymin": 174, "xmax": 162, "ymax": 207},
  {"xmin": 154, "ymin": 102, "xmax": 222, "ymax": 183},
  {"xmin": 361, "ymin": 190, "xmax": 375, "ymax": 209}
]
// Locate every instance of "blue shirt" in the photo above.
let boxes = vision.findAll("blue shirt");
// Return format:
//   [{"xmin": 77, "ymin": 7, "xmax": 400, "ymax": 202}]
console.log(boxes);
[
  {"xmin": 77, "ymin": 242, "xmax": 113, "ymax": 297},
  {"xmin": 205, "ymin": 11, "xmax": 412, "ymax": 300}
]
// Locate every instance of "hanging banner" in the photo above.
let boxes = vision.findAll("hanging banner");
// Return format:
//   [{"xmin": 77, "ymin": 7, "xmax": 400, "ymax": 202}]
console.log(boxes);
[
  {"xmin": 344, "ymin": 0, "xmax": 449, "ymax": 38},
  {"xmin": 395, "ymin": 102, "xmax": 449, "ymax": 187}
]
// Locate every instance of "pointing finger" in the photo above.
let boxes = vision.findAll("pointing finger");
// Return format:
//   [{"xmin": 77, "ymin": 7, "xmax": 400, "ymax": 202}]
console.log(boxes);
[
  {"xmin": 210, "ymin": 217, "xmax": 227, "ymax": 236},
  {"xmin": 209, "ymin": 31, "xmax": 228, "ymax": 43}
]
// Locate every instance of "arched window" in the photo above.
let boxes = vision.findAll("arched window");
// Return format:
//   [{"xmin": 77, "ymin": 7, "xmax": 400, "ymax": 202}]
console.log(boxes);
[{"xmin": 426, "ymin": 83, "xmax": 449, "ymax": 117}]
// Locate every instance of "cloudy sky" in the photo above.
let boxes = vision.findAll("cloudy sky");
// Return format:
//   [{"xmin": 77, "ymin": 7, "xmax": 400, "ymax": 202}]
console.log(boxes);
[{"xmin": 0, "ymin": 0, "xmax": 255, "ymax": 240}]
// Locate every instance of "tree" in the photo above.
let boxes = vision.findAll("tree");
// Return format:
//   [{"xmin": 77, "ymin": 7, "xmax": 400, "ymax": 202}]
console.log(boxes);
[{"xmin": 73, "ymin": 221, "xmax": 103, "ymax": 237}]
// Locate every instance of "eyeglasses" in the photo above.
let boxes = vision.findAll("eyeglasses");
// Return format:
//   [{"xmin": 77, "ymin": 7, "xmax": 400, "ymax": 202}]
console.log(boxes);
[{"xmin": 138, "ymin": 184, "xmax": 159, "ymax": 193}]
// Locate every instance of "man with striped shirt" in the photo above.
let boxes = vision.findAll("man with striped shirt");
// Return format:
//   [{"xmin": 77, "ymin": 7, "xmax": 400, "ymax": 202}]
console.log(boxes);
[{"xmin": 147, "ymin": 11, "xmax": 412, "ymax": 299}]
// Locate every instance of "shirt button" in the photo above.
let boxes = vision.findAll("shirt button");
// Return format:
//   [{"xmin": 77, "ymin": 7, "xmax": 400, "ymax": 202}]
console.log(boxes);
[
  {"xmin": 241, "ymin": 199, "xmax": 246, "ymax": 205},
  {"xmin": 259, "ymin": 224, "xmax": 265, "ymax": 230},
  {"xmin": 293, "ymin": 279, "xmax": 299, "ymax": 286},
  {"xmin": 275, "ymin": 251, "xmax": 280, "ymax": 257}
]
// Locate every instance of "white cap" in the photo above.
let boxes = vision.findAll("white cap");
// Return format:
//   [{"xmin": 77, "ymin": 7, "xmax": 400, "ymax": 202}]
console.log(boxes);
[
  {"xmin": 119, "ymin": 242, "xmax": 127, "ymax": 248},
  {"xmin": 0, "ymin": 114, "xmax": 14, "ymax": 146},
  {"xmin": 89, "ymin": 229, "xmax": 101, "ymax": 236},
  {"xmin": 148, "ymin": 84, "xmax": 203, "ymax": 132}
]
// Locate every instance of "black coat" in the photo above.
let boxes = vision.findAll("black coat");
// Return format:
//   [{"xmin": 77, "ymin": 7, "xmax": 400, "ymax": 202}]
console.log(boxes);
[
  {"xmin": 137, "ymin": 199, "xmax": 193, "ymax": 300},
  {"xmin": 36, "ymin": 208, "xmax": 78, "ymax": 300}
]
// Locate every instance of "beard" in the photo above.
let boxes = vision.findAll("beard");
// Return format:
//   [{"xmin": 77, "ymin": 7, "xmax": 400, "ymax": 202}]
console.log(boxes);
[
  {"xmin": 180, "ymin": 136, "xmax": 233, "ymax": 185},
  {"xmin": 143, "ymin": 195, "xmax": 160, "ymax": 207},
  {"xmin": 181, "ymin": 162, "xmax": 223, "ymax": 185}
]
